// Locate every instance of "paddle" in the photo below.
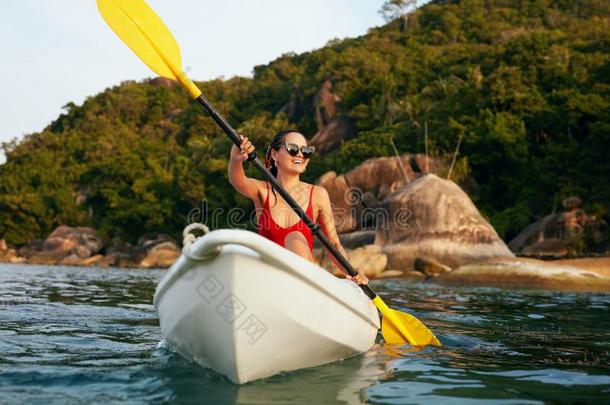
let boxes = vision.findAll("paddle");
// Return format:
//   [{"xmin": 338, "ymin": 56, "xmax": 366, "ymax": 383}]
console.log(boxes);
[{"xmin": 97, "ymin": 0, "xmax": 440, "ymax": 347}]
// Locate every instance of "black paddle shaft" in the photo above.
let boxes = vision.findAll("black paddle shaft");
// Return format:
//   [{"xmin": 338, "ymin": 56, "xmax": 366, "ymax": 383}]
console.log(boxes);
[{"xmin": 195, "ymin": 95, "xmax": 377, "ymax": 300}]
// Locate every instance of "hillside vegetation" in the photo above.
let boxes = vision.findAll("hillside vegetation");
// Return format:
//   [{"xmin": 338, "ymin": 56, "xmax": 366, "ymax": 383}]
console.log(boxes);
[{"xmin": 1, "ymin": 0, "xmax": 609, "ymax": 245}]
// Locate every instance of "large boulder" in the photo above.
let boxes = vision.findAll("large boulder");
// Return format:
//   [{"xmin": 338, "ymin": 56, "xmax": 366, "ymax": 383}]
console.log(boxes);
[
  {"xmin": 28, "ymin": 250, "xmax": 69, "ymax": 265},
  {"xmin": 29, "ymin": 226, "xmax": 103, "ymax": 265},
  {"xmin": 521, "ymin": 238, "xmax": 572, "ymax": 257},
  {"xmin": 103, "ymin": 238, "xmax": 137, "ymax": 267},
  {"xmin": 414, "ymin": 256, "xmax": 452, "ymax": 277},
  {"xmin": 96, "ymin": 235, "xmax": 180, "ymax": 268},
  {"xmin": 315, "ymin": 244, "xmax": 390, "ymax": 279},
  {"xmin": 59, "ymin": 254, "xmax": 105, "ymax": 267},
  {"xmin": 279, "ymin": 79, "xmax": 342, "ymax": 131},
  {"xmin": 376, "ymin": 174, "xmax": 514, "ymax": 270},
  {"xmin": 44, "ymin": 225, "xmax": 102, "ymax": 255},
  {"xmin": 509, "ymin": 196, "xmax": 608, "ymax": 258},
  {"xmin": 0, "ymin": 239, "xmax": 22, "ymax": 263},
  {"xmin": 134, "ymin": 235, "xmax": 181, "ymax": 268},
  {"xmin": 313, "ymin": 229, "xmax": 376, "ymax": 250},
  {"xmin": 317, "ymin": 154, "xmax": 445, "ymax": 234},
  {"xmin": 413, "ymin": 154, "xmax": 443, "ymax": 176},
  {"xmin": 309, "ymin": 115, "xmax": 358, "ymax": 154},
  {"xmin": 341, "ymin": 153, "xmax": 444, "ymax": 198},
  {"xmin": 313, "ymin": 79, "xmax": 340, "ymax": 131},
  {"xmin": 18, "ymin": 239, "xmax": 44, "ymax": 258},
  {"xmin": 344, "ymin": 155, "xmax": 417, "ymax": 193},
  {"xmin": 434, "ymin": 257, "xmax": 610, "ymax": 293},
  {"xmin": 346, "ymin": 245, "xmax": 388, "ymax": 278},
  {"xmin": 306, "ymin": 79, "xmax": 360, "ymax": 154},
  {"xmin": 138, "ymin": 241, "xmax": 181, "ymax": 268},
  {"xmin": 316, "ymin": 172, "xmax": 360, "ymax": 233}
]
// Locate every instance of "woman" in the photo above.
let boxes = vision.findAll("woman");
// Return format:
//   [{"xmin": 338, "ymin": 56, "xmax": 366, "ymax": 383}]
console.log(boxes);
[{"xmin": 228, "ymin": 129, "xmax": 368, "ymax": 285}]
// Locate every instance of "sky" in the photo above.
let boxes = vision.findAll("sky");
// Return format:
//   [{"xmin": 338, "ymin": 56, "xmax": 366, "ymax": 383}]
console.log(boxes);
[{"xmin": 0, "ymin": 0, "xmax": 390, "ymax": 162}]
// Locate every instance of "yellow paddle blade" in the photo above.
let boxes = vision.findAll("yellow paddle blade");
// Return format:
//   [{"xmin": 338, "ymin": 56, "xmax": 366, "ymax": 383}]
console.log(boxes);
[
  {"xmin": 381, "ymin": 308, "xmax": 441, "ymax": 346},
  {"xmin": 373, "ymin": 296, "xmax": 441, "ymax": 346},
  {"xmin": 97, "ymin": 0, "xmax": 201, "ymax": 98},
  {"xmin": 97, "ymin": 0, "xmax": 180, "ymax": 78}
]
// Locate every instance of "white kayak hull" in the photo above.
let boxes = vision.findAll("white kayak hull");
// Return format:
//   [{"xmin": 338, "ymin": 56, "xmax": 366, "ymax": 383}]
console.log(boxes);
[{"xmin": 153, "ymin": 229, "xmax": 380, "ymax": 384}]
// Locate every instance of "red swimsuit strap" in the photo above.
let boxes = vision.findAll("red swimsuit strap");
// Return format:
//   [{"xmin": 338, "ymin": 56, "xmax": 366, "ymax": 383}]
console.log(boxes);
[{"xmin": 306, "ymin": 183, "xmax": 314, "ymax": 215}]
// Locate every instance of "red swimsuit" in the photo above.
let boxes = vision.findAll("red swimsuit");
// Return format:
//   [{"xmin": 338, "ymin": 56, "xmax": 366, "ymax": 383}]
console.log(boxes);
[{"xmin": 258, "ymin": 182, "xmax": 315, "ymax": 251}]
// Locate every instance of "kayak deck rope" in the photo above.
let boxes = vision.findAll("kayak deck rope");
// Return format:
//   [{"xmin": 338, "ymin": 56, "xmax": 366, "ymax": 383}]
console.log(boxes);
[{"xmin": 183, "ymin": 223, "xmax": 210, "ymax": 246}]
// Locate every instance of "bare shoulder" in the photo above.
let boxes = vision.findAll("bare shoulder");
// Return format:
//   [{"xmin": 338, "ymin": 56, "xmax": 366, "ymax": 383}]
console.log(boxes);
[
  {"xmin": 312, "ymin": 183, "xmax": 328, "ymax": 195},
  {"xmin": 310, "ymin": 184, "xmax": 330, "ymax": 205},
  {"xmin": 252, "ymin": 178, "xmax": 267, "ymax": 189}
]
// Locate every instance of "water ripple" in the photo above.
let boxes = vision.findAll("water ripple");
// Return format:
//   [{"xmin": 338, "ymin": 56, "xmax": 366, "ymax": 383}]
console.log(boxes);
[{"xmin": 0, "ymin": 264, "xmax": 608, "ymax": 403}]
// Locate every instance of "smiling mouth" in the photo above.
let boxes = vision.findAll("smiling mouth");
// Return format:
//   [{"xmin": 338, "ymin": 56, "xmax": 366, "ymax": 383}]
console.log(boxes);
[{"xmin": 292, "ymin": 159, "xmax": 304, "ymax": 165}]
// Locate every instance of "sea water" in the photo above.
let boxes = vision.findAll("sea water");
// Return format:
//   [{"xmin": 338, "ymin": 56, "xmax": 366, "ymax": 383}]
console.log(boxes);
[{"xmin": 0, "ymin": 264, "xmax": 608, "ymax": 404}]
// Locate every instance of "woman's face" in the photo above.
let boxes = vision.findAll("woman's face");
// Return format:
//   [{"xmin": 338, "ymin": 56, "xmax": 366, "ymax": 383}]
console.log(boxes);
[{"xmin": 272, "ymin": 132, "xmax": 311, "ymax": 175}]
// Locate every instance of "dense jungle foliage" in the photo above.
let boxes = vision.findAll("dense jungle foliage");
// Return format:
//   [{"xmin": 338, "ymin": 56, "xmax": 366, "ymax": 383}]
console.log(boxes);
[{"xmin": 1, "ymin": 0, "xmax": 609, "ymax": 245}]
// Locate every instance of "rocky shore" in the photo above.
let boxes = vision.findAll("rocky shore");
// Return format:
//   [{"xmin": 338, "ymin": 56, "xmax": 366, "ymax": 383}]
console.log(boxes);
[
  {"xmin": 310, "ymin": 155, "xmax": 609, "ymax": 293},
  {"xmin": 1, "ymin": 156, "xmax": 608, "ymax": 293},
  {"xmin": 434, "ymin": 257, "xmax": 610, "ymax": 293},
  {"xmin": 0, "ymin": 225, "xmax": 180, "ymax": 269}
]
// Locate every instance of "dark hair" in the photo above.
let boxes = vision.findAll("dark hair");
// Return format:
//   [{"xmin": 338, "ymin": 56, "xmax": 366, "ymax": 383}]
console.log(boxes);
[
  {"xmin": 264, "ymin": 129, "xmax": 302, "ymax": 178},
  {"xmin": 264, "ymin": 129, "xmax": 303, "ymax": 205}
]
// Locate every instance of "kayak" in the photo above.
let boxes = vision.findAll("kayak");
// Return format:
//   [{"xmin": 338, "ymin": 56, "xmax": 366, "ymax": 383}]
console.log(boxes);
[{"xmin": 153, "ymin": 229, "xmax": 380, "ymax": 384}]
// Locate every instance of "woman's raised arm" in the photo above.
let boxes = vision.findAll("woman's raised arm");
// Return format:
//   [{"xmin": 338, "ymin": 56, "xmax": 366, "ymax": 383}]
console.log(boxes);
[{"xmin": 228, "ymin": 135, "xmax": 260, "ymax": 200}]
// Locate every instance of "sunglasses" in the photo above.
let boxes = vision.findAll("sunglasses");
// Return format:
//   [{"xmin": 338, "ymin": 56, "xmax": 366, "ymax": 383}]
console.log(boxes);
[{"xmin": 284, "ymin": 142, "xmax": 315, "ymax": 159}]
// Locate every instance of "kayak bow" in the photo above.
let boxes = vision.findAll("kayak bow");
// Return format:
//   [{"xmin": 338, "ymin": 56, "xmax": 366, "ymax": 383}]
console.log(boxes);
[{"xmin": 154, "ymin": 229, "xmax": 380, "ymax": 383}]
